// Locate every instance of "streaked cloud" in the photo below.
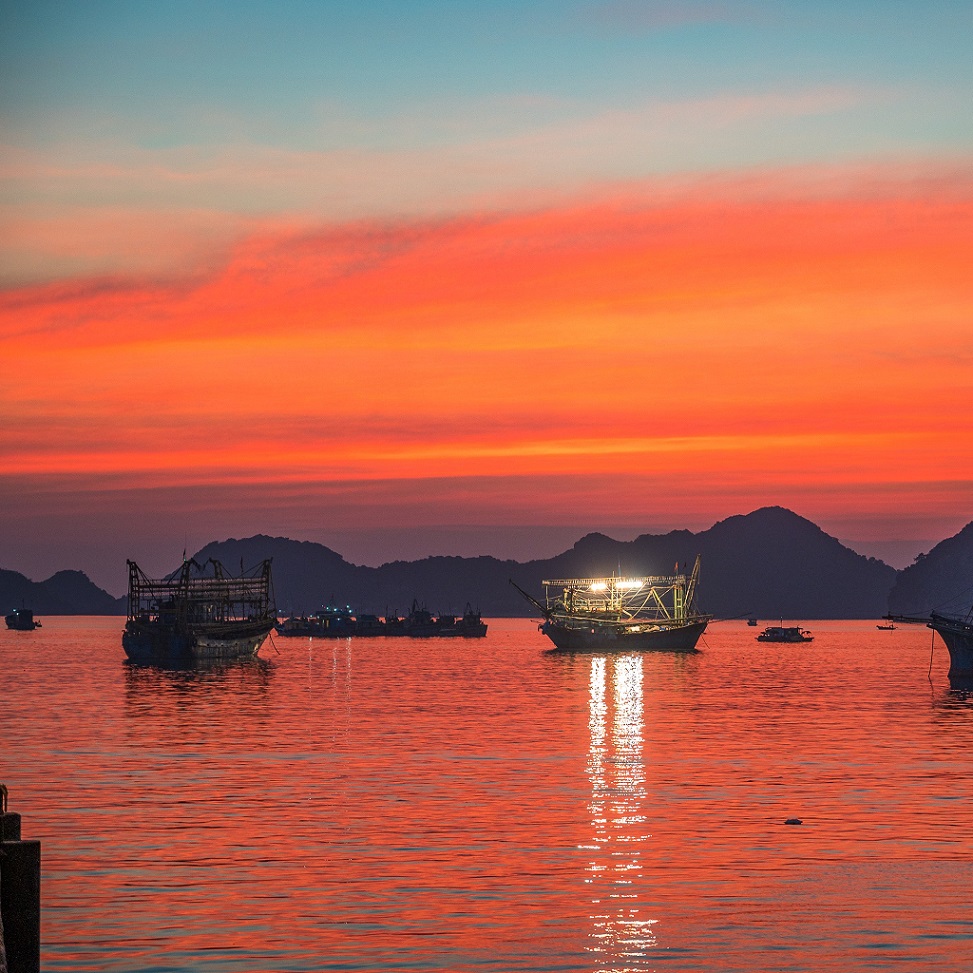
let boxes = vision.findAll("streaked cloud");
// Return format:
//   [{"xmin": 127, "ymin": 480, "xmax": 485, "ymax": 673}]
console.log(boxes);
[
  {"xmin": 3, "ymin": 165, "xmax": 970, "ymax": 519},
  {"xmin": 2, "ymin": 82, "xmax": 908, "ymax": 285}
]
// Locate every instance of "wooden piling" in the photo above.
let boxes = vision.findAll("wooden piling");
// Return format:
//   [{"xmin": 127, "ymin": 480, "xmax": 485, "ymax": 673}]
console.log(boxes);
[{"xmin": 1, "ymin": 786, "xmax": 41, "ymax": 973}]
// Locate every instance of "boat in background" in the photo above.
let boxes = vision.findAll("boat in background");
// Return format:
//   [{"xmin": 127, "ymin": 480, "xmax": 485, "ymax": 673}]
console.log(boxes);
[
  {"xmin": 876, "ymin": 622, "xmax": 896, "ymax": 631},
  {"xmin": 277, "ymin": 602, "xmax": 356, "ymax": 638},
  {"xmin": 5, "ymin": 607, "xmax": 41, "ymax": 630},
  {"xmin": 277, "ymin": 599, "xmax": 488, "ymax": 638},
  {"xmin": 755, "ymin": 625, "xmax": 813, "ymax": 643},
  {"xmin": 512, "ymin": 556, "xmax": 710, "ymax": 652},
  {"xmin": 747, "ymin": 617, "xmax": 758, "ymax": 626},
  {"xmin": 457, "ymin": 604, "xmax": 488, "ymax": 638},
  {"xmin": 437, "ymin": 604, "xmax": 488, "ymax": 638},
  {"xmin": 123, "ymin": 558, "xmax": 276, "ymax": 665}
]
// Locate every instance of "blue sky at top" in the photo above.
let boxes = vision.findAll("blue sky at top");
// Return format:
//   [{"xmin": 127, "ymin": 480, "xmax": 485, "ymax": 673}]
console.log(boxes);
[
  {"xmin": 1, "ymin": 0, "xmax": 970, "ymax": 282},
  {"xmin": 2, "ymin": 0, "xmax": 970, "ymax": 155}
]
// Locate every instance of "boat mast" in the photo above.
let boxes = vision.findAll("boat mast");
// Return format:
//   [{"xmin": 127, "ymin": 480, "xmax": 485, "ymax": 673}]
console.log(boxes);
[{"xmin": 684, "ymin": 555, "xmax": 702, "ymax": 617}]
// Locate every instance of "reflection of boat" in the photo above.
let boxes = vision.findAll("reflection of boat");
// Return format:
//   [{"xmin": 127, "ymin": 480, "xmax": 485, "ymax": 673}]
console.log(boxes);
[
  {"xmin": 755, "ymin": 625, "xmax": 813, "ymax": 643},
  {"xmin": 511, "ymin": 556, "xmax": 709, "ymax": 652},
  {"xmin": 123, "ymin": 558, "xmax": 276, "ymax": 666},
  {"xmin": 888, "ymin": 610, "xmax": 973, "ymax": 678},
  {"xmin": 5, "ymin": 607, "xmax": 41, "ymax": 630}
]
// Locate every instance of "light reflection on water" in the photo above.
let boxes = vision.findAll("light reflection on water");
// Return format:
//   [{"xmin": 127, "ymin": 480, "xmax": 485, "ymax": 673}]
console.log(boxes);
[
  {"xmin": 3, "ymin": 617, "xmax": 973, "ymax": 971},
  {"xmin": 585, "ymin": 655, "xmax": 657, "ymax": 972}
]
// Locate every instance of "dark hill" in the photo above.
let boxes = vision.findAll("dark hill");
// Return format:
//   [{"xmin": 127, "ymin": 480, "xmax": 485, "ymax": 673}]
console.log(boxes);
[
  {"xmin": 1, "ymin": 507, "xmax": 904, "ymax": 619},
  {"xmin": 693, "ymin": 507, "xmax": 896, "ymax": 618},
  {"xmin": 0, "ymin": 568, "xmax": 125, "ymax": 615},
  {"xmin": 887, "ymin": 520, "xmax": 973, "ymax": 615},
  {"xmin": 196, "ymin": 508, "xmax": 897, "ymax": 619},
  {"xmin": 194, "ymin": 535, "xmax": 369, "ymax": 612}
]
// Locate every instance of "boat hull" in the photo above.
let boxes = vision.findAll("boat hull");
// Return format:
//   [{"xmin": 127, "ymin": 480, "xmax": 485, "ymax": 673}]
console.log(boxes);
[
  {"xmin": 122, "ymin": 619, "xmax": 274, "ymax": 666},
  {"xmin": 540, "ymin": 618, "xmax": 707, "ymax": 652},
  {"xmin": 929, "ymin": 613, "xmax": 973, "ymax": 679},
  {"xmin": 755, "ymin": 626, "xmax": 813, "ymax": 643},
  {"xmin": 5, "ymin": 609, "xmax": 40, "ymax": 630}
]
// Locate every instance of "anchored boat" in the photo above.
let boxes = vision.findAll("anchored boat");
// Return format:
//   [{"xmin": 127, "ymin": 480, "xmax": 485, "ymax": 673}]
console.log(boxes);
[
  {"xmin": 755, "ymin": 625, "xmax": 813, "ymax": 643},
  {"xmin": 5, "ymin": 607, "xmax": 41, "ymax": 630},
  {"xmin": 277, "ymin": 600, "xmax": 487, "ymax": 638},
  {"xmin": 277, "ymin": 602, "xmax": 356, "ymax": 638},
  {"xmin": 512, "ymin": 555, "xmax": 709, "ymax": 652},
  {"xmin": 888, "ymin": 609, "xmax": 973, "ymax": 679},
  {"xmin": 123, "ymin": 558, "xmax": 276, "ymax": 665}
]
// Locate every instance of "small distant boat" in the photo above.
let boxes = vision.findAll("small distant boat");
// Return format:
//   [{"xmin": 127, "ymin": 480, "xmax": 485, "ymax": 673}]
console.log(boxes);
[
  {"xmin": 458, "ymin": 604, "xmax": 488, "ymax": 638},
  {"xmin": 403, "ymin": 600, "xmax": 488, "ymax": 638},
  {"xmin": 747, "ymin": 617, "xmax": 758, "ymax": 626},
  {"xmin": 437, "ymin": 604, "xmax": 488, "ymax": 638},
  {"xmin": 876, "ymin": 622, "xmax": 896, "ymax": 631},
  {"xmin": 5, "ymin": 607, "xmax": 41, "ymax": 630},
  {"xmin": 756, "ymin": 625, "xmax": 813, "ymax": 643},
  {"xmin": 123, "ymin": 558, "xmax": 276, "ymax": 665}
]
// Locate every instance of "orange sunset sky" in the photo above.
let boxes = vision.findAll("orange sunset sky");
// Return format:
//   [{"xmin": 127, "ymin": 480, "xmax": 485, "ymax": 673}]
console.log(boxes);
[{"xmin": 2, "ymin": 1, "xmax": 972, "ymax": 593}]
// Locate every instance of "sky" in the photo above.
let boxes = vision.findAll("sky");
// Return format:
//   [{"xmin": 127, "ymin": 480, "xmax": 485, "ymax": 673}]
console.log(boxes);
[{"xmin": 1, "ymin": 0, "xmax": 972, "ymax": 594}]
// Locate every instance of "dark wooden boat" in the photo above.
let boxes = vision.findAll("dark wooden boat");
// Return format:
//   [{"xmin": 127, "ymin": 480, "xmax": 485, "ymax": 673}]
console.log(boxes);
[
  {"xmin": 755, "ymin": 625, "xmax": 813, "ymax": 643},
  {"xmin": 436, "ymin": 604, "xmax": 488, "ymax": 638},
  {"xmin": 277, "ymin": 599, "xmax": 487, "ymax": 638},
  {"xmin": 277, "ymin": 603, "xmax": 356, "ymax": 638},
  {"xmin": 123, "ymin": 558, "xmax": 276, "ymax": 665},
  {"xmin": 5, "ymin": 607, "xmax": 41, "ymax": 630}
]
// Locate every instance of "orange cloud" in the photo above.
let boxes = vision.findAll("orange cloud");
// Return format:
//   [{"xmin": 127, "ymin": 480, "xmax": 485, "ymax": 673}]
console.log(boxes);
[{"xmin": 1, "ymin": 165, "xmax": 971, "ymax": 534}]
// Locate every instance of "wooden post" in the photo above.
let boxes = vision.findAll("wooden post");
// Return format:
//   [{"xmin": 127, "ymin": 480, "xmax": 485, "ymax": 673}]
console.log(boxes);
[{"xmin": 1, "ymin": 786, "xmax": 41, "ymax": 973}]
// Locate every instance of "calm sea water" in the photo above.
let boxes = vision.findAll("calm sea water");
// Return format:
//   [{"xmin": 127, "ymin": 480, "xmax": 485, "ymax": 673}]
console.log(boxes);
[{"xmin": 2, "ymin": 617, "xmax": 972, "ymax": 973}]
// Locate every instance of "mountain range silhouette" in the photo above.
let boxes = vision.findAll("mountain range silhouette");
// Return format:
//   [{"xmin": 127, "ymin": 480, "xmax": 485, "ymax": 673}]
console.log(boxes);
[{"xmin": 4, "ymin": 506, "xmax": 971, "ymax": 619}]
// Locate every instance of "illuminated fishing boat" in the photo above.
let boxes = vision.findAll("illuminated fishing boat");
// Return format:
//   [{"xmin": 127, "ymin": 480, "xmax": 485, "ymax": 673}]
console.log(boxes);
[
  {"xmin": 123, "ymin": 558, "xmax": 276, "ymax": 665},
  {"xmin": 512, "ymin": 556, "xmax": 709, "ymax": 651}
]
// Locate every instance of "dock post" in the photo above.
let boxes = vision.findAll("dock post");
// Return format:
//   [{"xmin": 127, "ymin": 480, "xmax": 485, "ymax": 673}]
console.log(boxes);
[{"xmin": 0, "ymin": 785, "xmax": 41, "ymax": 973}]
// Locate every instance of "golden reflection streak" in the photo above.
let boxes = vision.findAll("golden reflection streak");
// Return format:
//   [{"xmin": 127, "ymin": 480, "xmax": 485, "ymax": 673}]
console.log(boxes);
[{"xmin": 584, "ymin": 655, "xmax": 658, "ymax": 971}]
